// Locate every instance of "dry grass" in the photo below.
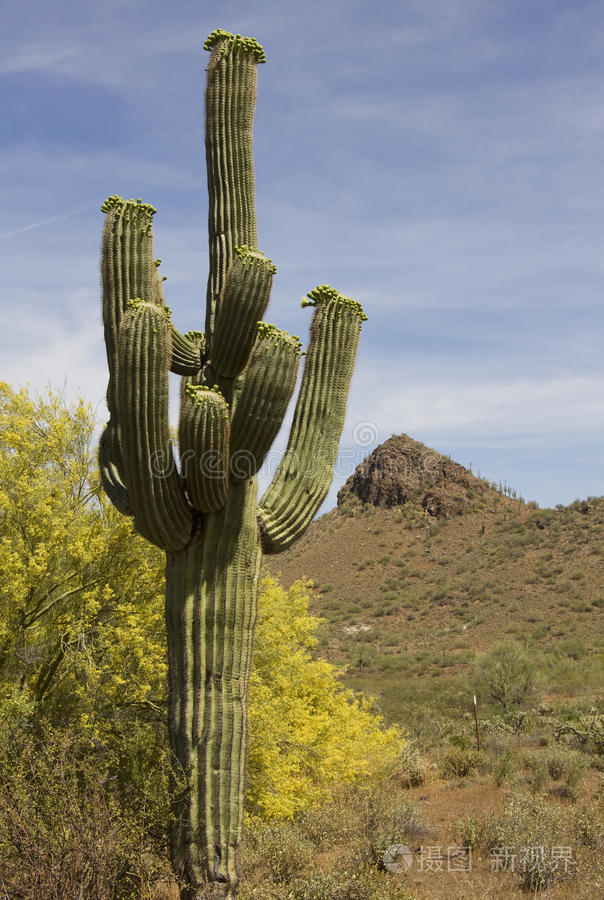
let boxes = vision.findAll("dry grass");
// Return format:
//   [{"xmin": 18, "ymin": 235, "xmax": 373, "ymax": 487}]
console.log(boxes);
[
  {"xmin": 268, "ymin": 493, "xmax": 604, "ymax": 725},
  {"xmin": 260, "ymin": 467, "xmax": 604, "ymax": 898}
]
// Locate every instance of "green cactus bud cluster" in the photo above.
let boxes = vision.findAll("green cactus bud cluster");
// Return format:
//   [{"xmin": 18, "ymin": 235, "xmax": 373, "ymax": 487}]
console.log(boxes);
[
  {"xmin": 203, "ymin": 28, "xmax": 266, "ymax": 63},
  {"xmin": 126, "ymin": 296, "xmax": 171, "ymax": 317},
  {"xmin": 256, "ymin": 322, "xmax": 304, "ymax": 354},
  {"xmin": 184, "ymin": 382, "xmax": 228, "ymax": 404},
  {"xmin": 233, "ymin": 245, "xmax": 277, "ymax": 274},
  {"xmin": 99, "ymin": 30, "xmax": 364, "ymax": 899},
  {"xmin": 100, "ymin": 194, "xmax": 128, "ymax": 214},
  {"xmin": 184, "ymin": 329, "xmax": 205, "ymax": 346},
  {"xmin": 302, "ymin": 284, "xmax": 368, "ymax": 322},
  {"xmin": 101, "ymin": 194, "xmax": 157, "ymax": 218}
]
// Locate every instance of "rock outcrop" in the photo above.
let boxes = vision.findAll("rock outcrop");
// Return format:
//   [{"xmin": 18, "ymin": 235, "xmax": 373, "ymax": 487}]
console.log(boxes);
[{"xmin": 337, "ymin": 434, "xmax": 488, "ymax": 518}]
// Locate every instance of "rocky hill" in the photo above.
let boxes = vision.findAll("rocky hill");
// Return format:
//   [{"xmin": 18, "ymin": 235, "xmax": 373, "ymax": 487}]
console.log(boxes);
[
  {"xmin": 337, "ymin": 433, "xmax": 489, "ymax": 517},
  {"xmin": 267, "ymin": 435, "xmax": 604, "ymax": 726}
]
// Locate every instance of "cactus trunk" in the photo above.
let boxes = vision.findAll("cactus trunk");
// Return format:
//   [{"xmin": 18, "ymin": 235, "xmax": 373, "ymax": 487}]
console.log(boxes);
[
  {"xmin": 99, "ymin": 28, "xmax": 365, "ymax": 898},
  {"xmin": 166, "ymin": 480, "xmax": 261, "ymax": 897}
]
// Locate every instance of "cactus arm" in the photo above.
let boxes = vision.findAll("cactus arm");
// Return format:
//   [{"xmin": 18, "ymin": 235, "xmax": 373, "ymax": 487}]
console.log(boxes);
[
  {"xmin": 100, "ymin": 196, "xmax": 159, "ymax": 512},
  {"xmin": 257, "ymin": 287, "xmax": 366, "ymax": 554},
  {"xmin": 229, "ymin": 324, "xmax": 302, "ymax": 481},
  {"xmin": 101, "ymin": 196, "xmax": 158, "ymax": 407},
  {"xmin": 210, "ymin": 248, "xmax": 276, "ymax": 378},
  {"xmin": 170, "ymin": 326, "xmax": 204, "ymax": 376},
  {"xmin": 154, "ymin": 258, "xmax": 205, "ymax": 377},
  {"xmin": 151, "ymin": 257, "xmax": 204, "ymax": 377},
  {"xmin": 152, "ymin": 257, "xmax": 168, "ymax": 306},
  {"xmin": 179, "ymin": 384, "xmax": 230, "ymax": 512},
  {"xmin": 118, "ymin": 300, "xmax": 193, "ymax": 551},
  {"xmin": 98, "ymin": 423, "xmax": 132, "ymax": 516},
  {"xmin": 204, "ymin": 31, "xmax": 264, "ymax": 346}
]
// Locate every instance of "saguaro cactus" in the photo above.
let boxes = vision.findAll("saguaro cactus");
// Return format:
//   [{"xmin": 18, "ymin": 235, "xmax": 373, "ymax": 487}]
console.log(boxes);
[{"xmin": 99, "ymin": 29, "xmax": 366, "ymax": 899}]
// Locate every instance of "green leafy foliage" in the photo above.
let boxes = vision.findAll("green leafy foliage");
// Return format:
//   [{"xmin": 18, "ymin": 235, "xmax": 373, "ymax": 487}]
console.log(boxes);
[{"xmin": 476, "ymin": 640, "xmax": 539, "ymax": 711}]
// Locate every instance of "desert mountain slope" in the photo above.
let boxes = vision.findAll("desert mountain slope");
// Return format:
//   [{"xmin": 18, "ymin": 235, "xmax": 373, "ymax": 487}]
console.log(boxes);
[{"xmin": 266, "ymin": 435, "xmax": 604, "ymax": 723}]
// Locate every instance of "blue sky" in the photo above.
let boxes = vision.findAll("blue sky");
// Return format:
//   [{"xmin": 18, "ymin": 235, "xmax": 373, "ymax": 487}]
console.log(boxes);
[{"xmin": 2, "ymin": 0, "xmax": 603, "ymax": 510}]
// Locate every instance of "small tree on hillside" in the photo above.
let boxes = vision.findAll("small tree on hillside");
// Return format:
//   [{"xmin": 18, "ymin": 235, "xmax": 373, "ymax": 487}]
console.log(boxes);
[{"xmin": 477, "ymin": 640, "xmax": 539, "ymax": 711}]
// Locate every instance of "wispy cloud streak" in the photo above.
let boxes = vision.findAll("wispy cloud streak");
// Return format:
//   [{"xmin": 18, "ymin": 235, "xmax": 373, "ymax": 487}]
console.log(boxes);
[{"xmin": 0, "ymin": 203, "xmax": 98, "ymax": 241}]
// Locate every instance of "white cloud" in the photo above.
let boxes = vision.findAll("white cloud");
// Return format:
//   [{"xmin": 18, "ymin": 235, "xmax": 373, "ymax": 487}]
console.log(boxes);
[
  {"xmin": 1, "ymin": 288, "xmax": 107, "ymax": 413},
  {"xmin": 0, "ymin": 204, "xmax": 99, "ymax": 241},
  {"xmin": 344, "ymin": 372, "xmax": 604, "ymax": 441},
  {"xmin": 0, "ymin": 45, "xmax": 81, "ymax": 76}
]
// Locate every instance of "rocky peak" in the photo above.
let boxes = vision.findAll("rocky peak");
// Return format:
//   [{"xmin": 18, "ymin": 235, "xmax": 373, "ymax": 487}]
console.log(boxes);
[{"xmin": 337, "ymin": 434, "xmax": 488, "ymax": 518}]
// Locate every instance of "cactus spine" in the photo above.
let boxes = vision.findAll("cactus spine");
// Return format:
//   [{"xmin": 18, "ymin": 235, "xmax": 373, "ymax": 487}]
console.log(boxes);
[{"xmin": 99, "ymin": 29, "xmax": 365, "ymax": 900}]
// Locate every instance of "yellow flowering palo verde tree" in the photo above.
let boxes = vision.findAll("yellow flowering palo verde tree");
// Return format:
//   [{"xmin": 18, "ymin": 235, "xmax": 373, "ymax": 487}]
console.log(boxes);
[
  {"xmin": 0, "ymin": 382, "xmax": 167, "ymax": 732},
  {"xmin": 247, "ymin": 577, "xmax": 402, "ymax": 821},
  {"xmin": 98, "ymin": 29, "xmax": 367, "ymax": 899}
]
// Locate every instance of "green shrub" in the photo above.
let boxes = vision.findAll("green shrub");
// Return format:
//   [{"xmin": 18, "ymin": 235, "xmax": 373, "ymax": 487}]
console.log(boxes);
[
  {"xmin": 484, "ymin": 710, "xmax": 528, "ymax": 735},
  {"xmin": 545, "ymin": 749, "xmax": 568, "ymax": 780},
  {"xmin": 284, "ymin": 868, "xmax": 417, "ymax": 900},
  {"xmin": 288, "ymin": 870, "xmax": 373, "ymax": 900},
  {"xmin": 543, "ymin": 748, "xmax": 589, "ymax": 799},
  {"xmin": 394, "ymin": 742, "xmax": 428, "ymax": 788},
  {"xmin": 439, "ymin": 746, "xmax": 482, "ymax": 778},
  {"xmin": 350, "ymin": 793, "xmax": 425, "ymax": 870},
  {"xmin": 492, "ymin": 744, "xmax": 518, "ymax": 786},
  {"xmin": 0, "ymin": 725, "xmax": 172, "ymax": 899},
  {"xmin": 241, "ymin": 784, "xmax": 425, "ymax": 898},
  {"xmin": 563, "ymin": 754, "xmax": 589, "ymax": 801},
  {"xmin": 572, "ymin": 806, "xmax": 603, "ymax": 849},
  {"xmin": 475, "ymin": 640, "xmax": 539, "ymax": 711},
  {"xmin": 524, "ymin": 751, "xmax": 550, "ymax": 793},
  {"xmin": 554, "ymin": 707, "xmax": 604, "ymax": 754},
  {"xmin": 492, "ymin": 791, "xmax": 567, "ymax": 892},
  {"xmin": 241, "ymin": 819, "xmax": 315, "ymax": 883},
  {"xmin": 456, "ymin": 813, "xmax": 498, "ymax": 850}
]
